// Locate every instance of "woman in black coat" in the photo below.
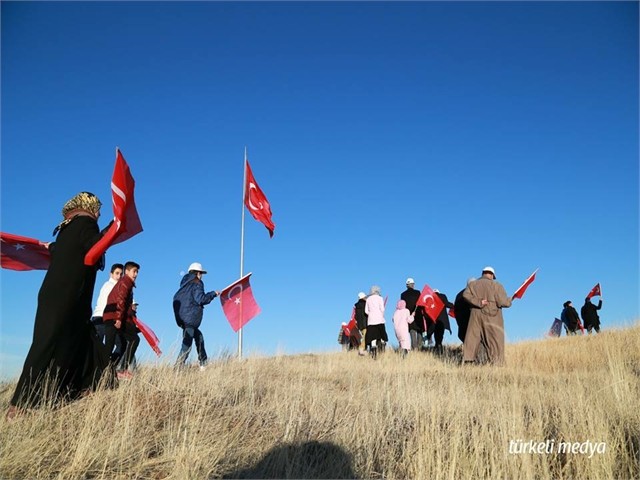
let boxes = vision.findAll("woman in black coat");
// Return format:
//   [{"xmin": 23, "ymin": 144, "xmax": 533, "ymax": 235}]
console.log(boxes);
[{"xmin": 8, "ymin": 192, "xmax": 114, "ymax": 416}]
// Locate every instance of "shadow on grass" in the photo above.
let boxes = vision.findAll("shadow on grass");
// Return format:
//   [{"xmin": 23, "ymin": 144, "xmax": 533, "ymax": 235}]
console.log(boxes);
[{"xmin": 223, "ymin": 440, "xmax": 357, "ymax": 479}]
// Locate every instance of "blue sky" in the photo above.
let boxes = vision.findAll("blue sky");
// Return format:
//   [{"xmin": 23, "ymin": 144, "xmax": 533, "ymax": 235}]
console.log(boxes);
[{"xmin": 1, "ymin": 1, "xmax": 638, "ymax": 380}]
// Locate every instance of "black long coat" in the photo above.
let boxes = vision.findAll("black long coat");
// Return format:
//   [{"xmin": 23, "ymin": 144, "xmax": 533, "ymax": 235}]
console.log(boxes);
[
  {"xmin": 401, "ymin": 287, "xmax": 426, "ymax": 333},
  {"xmin": 11, "ymin": 215, "xmax": 114, "ymax": 408},
  {"xmin": 453, "ymin": 289, "xmax": 472, "ymax": 342},
  {"xmin": 581, "ymin": 299, "xmax": 602, "ymax": 330},
  {"xmin": 354, "ymin": 298, "xmax": 368, "ymax": 331},
  {"xmin": 435, "ymin": 292, "xmax": 454, "ymax": 333}
]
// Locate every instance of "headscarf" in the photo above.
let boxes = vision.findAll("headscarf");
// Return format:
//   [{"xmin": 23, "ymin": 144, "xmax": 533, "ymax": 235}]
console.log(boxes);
[
  {"xmin": 53, "ymin": 192, "xmax": 102, "ymax": 235},
  {"xmin": 396, "ymin": 299, "xmax": 406, "ymax": 310}
]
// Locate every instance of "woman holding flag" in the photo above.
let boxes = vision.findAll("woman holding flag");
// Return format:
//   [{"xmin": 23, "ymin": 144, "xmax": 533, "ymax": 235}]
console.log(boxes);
[{"xmin": 7, "ymin": 192, "xmax": 114, "ymax": 419}]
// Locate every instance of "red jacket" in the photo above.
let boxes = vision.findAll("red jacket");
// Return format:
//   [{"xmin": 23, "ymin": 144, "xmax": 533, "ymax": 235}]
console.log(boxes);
[{"xmin": 103, "ymin": 275, "xmax": 135, "ymax": 324}]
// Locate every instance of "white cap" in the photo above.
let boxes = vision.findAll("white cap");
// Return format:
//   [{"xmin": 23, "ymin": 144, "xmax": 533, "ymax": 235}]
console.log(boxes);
[
  {"xmin": 132, "ymin": 299, "xmax": 139, "ymax": 305},
  {"xmin": 406, "ymin": 277, "xmax": 415, "ymax": 285},
  {"xmin": 482, "ymin": 266, "xmax": 496, "ymax": 277},
  {"xmin": 341, "ymin": 322, "xmax": 347, "ymax": 326},
  {"xmin": 188, "ymin": 262, "xmax": 207, "ymax": 274},
  {"xmin": 358, "ymin": 292, "xmax": 366, "ymax": 300}
]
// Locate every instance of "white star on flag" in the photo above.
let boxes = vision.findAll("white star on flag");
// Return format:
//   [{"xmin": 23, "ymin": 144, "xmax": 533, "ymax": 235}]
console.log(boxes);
[
  {"xmin": 234, "ymin": 298, "xmax": 241, "ymax": 305},
  {"xmin": 14, "ymin": 244, "xmax": 25, "ymax": 251}
]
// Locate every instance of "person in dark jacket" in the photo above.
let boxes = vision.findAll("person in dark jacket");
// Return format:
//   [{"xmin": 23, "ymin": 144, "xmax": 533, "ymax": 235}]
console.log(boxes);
[
  {"xmin": 401, "ymin": 278, "xmax": 425, "ymax": 350},
  {"xmin": 7, "ymin": 192, "xmax": 114, "ymax": 419},
  {"xmin": 581, "ymin": 297, "xmax": 603, "ymax": 333},
  {"xmin": 174, "ymin": 262, "xmax": 219, "ymax": 369},
  {"xmin": 561, "ymin": 301, "xmax": 581, "ymax": 335},
  {"xmin": 429, "ymin": 290, "xmax": 454, "ymax": 353},
  {"xmin": 354, "ymin": 292, "xmax": 368, "ymax": 355},
  {"xmin": 453, "ymin": 278, "xmax": 475, "ymax": 343}
]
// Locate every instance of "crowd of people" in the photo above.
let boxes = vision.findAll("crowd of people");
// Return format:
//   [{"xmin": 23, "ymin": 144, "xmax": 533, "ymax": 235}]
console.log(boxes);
[{"xmin": 339, "ymin": 267, "xmax": 605, "ymax": 366}]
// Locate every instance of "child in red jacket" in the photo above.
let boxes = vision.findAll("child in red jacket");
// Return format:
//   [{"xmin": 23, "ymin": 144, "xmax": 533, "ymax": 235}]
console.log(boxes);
[{"xmin": 103, "ymin": 261, "xmax": 139, "ymax": 378}]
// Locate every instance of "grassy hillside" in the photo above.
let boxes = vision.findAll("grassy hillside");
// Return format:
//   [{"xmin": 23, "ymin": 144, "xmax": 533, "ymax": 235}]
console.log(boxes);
[{"xmin": 1, "ymin": 325, "xmax": 639, "ymax": 479}]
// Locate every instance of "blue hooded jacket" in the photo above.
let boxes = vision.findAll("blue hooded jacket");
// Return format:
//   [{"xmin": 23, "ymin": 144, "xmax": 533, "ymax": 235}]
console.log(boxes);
[{"xmin": 173, "ymin": 272, "xmax": 217, "ymax": 328}]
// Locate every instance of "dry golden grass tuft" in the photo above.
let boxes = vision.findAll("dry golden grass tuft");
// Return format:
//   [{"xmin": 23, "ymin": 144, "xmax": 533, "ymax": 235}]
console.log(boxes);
[{"xmin": 1, "ymin": 324, "xmax": 639, "ymax": 479}]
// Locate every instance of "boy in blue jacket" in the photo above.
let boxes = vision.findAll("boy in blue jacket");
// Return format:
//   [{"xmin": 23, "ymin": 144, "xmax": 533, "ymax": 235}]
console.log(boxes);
[{"xmin": 173, "ymin": 262, "xmax": 219, "ymax": 369}]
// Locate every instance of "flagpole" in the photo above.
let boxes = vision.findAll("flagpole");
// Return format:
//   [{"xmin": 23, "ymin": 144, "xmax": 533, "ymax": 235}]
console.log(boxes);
[{"xmin": 239, "ymin": 147, "xmax": 247, "ymax": 359}]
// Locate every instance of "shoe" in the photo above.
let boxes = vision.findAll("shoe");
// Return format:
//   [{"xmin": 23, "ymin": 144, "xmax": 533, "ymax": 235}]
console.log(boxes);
[
  {"xmin": 117, "ymin": 370, "xmax": 133, "ymax": 380},
  {"xmin": 199, "ymin": 365, "xmax": 206, "ymax": 371},
  {"xmin": 358, "ymin": 350, "xmax": 366, "ymax": 356}
]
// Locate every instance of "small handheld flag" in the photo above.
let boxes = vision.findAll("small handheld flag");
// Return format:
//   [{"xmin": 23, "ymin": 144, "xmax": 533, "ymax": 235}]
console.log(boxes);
[
  {"xmin": 220, "ymin": 273, "xmax": 261, "ymax": 332},
  {"xmin": 416, "ymin": 284, "xmax": 445, "ymax": 322},
  {"xmin": 586, "ymin": 283, "xmax": 601, "ymax": 299},
  {"xmin": 512, "ymin": 268, "xmax": 538, "ymax": 300}
]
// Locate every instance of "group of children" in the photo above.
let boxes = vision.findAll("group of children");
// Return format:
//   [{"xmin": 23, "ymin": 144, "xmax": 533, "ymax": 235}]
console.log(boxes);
[{"xmin": 91, "ymin": 261, "xmax": 141, "ymax": 379}]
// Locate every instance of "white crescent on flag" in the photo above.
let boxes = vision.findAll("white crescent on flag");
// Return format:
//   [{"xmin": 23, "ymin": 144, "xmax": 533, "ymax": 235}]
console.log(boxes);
[
  {"xmin": 247, "ymin": 182, "xmax": 263, "ymax": 211},
  {"xmin": 422, "ymin": 294, "xmax": 435, "ymax": 309},
  {"xmin": 227, "ymin": 283, "xmax": 243, "ymax": 305}
]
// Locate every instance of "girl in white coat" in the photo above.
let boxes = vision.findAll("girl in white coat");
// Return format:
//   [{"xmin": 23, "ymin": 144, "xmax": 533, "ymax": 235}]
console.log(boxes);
[{"xmin": 393, "ymin": 299, "xmax": 414, "ymax": 356}]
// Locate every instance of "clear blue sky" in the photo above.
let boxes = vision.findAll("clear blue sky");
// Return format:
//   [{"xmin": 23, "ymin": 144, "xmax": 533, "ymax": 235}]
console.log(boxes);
[{"xmin": 1, "ymin": 1, "xmax": 638, "ymax": 380}]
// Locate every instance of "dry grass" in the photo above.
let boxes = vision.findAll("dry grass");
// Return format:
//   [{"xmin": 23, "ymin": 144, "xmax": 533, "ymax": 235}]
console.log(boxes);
[{"xmin": 1, "ymin": 324, "xmax": 639, "ymax": 479}]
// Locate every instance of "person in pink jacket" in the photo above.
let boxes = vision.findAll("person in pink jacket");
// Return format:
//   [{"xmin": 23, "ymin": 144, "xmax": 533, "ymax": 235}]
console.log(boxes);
[
  {"xmin": 393, "ymin": 299, "xmax": 414, "ymax": 357},
  {"xmin": 364, "ymin": 285, "xmax": 387, "ymax": 358}
]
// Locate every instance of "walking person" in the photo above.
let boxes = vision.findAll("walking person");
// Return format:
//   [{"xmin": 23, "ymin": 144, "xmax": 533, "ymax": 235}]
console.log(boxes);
[
  {"xmin": 91, "ymin": 263, "xmax": 123, "ymax": 342},
  {"xmin": 364, "ymin": 285, "xmax": 387, "ymax": 358},
  {"xmin": 392, "ymin": 299, "xmax": 413, "ymax": 357},
  {"xmin": 119, "ymin": 300, "xmax": 141, "ymax": 373},
  {"xmin": 561, "ymin": 301, "xmax": 581, "ymax": 335},
  {"xmin": 429, "ymin": 289, "xmax": 454, "ymax": 354},
  {"xmin": 174, "ymin": 262, "xmax": 219, "ymax": 370},
  {"xmin": 462, "ymin": 266, "xmax": 512, "ymax": 365},
  {"xmin": 401, "ymin": 278, "xmax": 426, "ymax": 350},
  {"xmin": 581, "ymin": 297, "xmax": 603, "ymax": 334},
  {"xmin": 453, "ymin": 278, "xmax": 475, "ymax": 343},
  {"xmin": 103, "ymin": 261, "xmax": 140, "ymax": 378},
  {"xmin": 354, "ymin": 292, "xmax": 368, "ymax": 356},
  {"xmin": 7, "ymin": 192, "xmax": 114, "ymax": 419}
]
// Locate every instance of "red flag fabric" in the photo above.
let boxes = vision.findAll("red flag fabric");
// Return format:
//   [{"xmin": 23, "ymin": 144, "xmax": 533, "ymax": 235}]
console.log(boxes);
[
  {"xmin": 586, "ymin": 283, "xmax": 601, "ymax": 299},
  {"xmin": 84, "ymin": 148, "xmax": 143, "ymax": 265},
  {"xmin": 220, "ymin": 273, "xmax": 261, "ymax": 332},
  {"xmin": 448, "ymin": 307, "xmax": 456, "ymax": 318},
  {"xmin": 0, "ymin": 232, "xmax": 51, "ymax": 271},
  {"xmin": 512, "ymin": 268, "xmax": 538, "ymax": 299},
  {"xmin": 132, "ymin": 316, "xmax": 161, "ymax": 356},
  {"xmin": 416, "ymin": 284, "xmax": 445, "ymax": 322},
  {"xmin": 244, "ymin": 159, "xmax": 275, "ymax": 237},
  {"xmin": 347, "ymin": 307, "xmax": 357, "ymax": 331}
]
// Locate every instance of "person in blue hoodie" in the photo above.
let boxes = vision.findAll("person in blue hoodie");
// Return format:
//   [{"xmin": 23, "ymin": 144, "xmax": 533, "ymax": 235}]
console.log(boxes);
[{"xmin": 173, "ymin": 262, "xmax": 219, "ymax": 369}]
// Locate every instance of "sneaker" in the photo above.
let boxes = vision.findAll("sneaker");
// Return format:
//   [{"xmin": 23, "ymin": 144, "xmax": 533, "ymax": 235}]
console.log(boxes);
[{"xmin": 199, "ymin": 365, "xmax": 206, "ymax": 371}]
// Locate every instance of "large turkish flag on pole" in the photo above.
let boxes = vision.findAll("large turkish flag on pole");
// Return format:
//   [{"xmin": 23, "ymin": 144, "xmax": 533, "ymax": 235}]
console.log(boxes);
[
  {"xmin": 220, "ymin": 273, "xmax": 261, "ymax": 332},
  {"xmin": 244, "ymin": 158, "xmax": 275, "ymax": 238}
]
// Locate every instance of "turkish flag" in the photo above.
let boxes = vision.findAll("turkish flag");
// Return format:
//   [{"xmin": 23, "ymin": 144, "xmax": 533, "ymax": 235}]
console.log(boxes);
[
  {"xmin": 84, "ymin": 148, "xmax": 143, "ymax": 265},
  {"xmin": 1, "ymin": 232, "xmax": 50, "ymax": 271},
  {"xmin": 416, "ymin": 284, "xmax": 445, "ymax": 322},
  {"xmin": 220, "ymin": 273, "xmax": 261, "ymax": 332},
  {"xmin": 448, "ymin": 307, "xmax": 456, "ymax": 318},
  {"xmin": 132, "ymin": 316, "xmax": 161, "ymax": 356},
  {"xmin": 586, "ymin": 283, "xmax": 601, "ymax": 299},
  {"xmin": 512, "ymin": 268, "xmax": 538, "ymax": 300},
  {"xmin": 347, "ymin": 307, "xmax": 357, "ymax": 331},
  {"xmin": 244, "ymin": 158, "xmax": 275, "ymax": 238}
]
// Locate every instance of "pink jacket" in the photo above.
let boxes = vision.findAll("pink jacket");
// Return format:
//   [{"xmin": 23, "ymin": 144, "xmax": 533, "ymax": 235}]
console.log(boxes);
[
  {"xmin": 365, "ymin": 294, "xmax": 385, "ymax": 326},
  {"xmin": 393, "ymin": 300, "xmax": 414, "ymax": 350}
]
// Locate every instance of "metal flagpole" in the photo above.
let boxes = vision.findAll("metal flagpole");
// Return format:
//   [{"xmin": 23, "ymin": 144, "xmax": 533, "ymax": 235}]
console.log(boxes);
[{"xmin": 239, "ymin": 147, "xmax": 247, "ymax": 359}]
